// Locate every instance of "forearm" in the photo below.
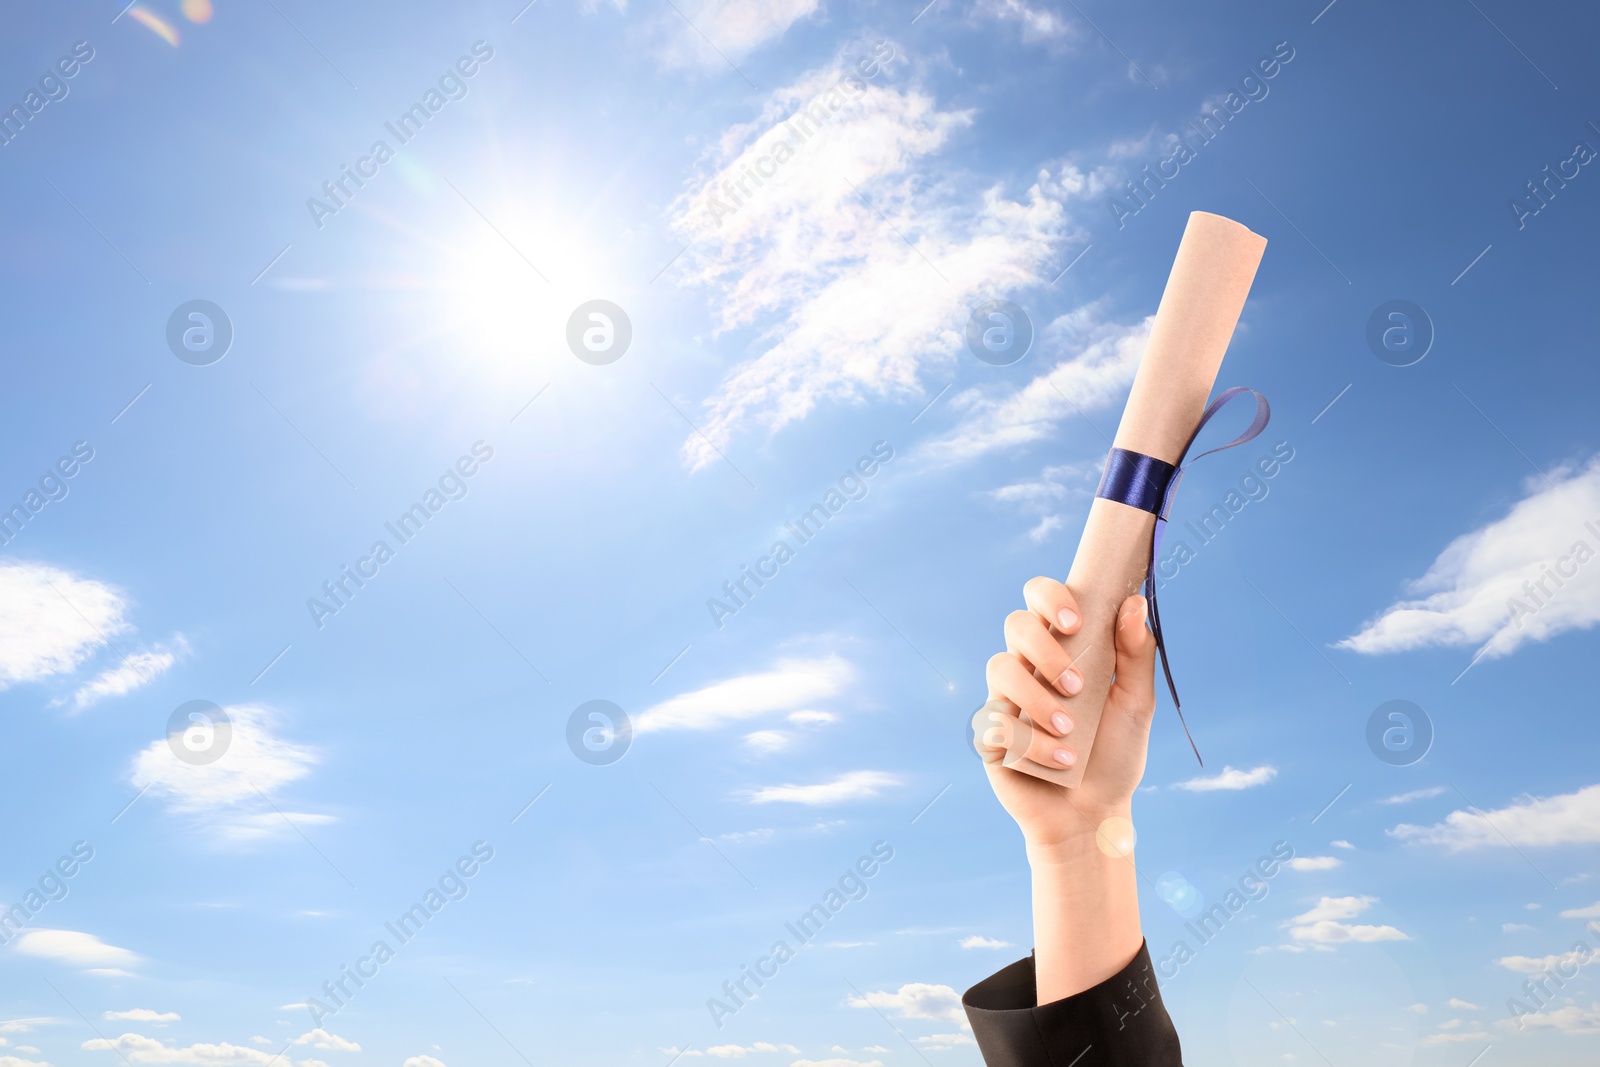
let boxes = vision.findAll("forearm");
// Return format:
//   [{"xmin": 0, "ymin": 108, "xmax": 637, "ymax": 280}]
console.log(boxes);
[{"xmin": 1025, "ymin": 814, "xmax": 1144, "ymax": 1004}]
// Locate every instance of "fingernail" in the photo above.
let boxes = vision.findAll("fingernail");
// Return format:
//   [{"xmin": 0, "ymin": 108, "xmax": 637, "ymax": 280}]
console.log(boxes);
[
  {"xmin": 1058, "ymin": 608, "xmax": 1079, "ymax": 631},
  {"xmin": 1058, "ymin": 668, "xmax": 1082, "ymax": 695},
  {"xmin": 1051, "ymin": 712, "xmax": 1072, "ymax": 734},
  {"xmin": 1053, "ymin": 747, "xmax": 1075, "ymax": 767}
]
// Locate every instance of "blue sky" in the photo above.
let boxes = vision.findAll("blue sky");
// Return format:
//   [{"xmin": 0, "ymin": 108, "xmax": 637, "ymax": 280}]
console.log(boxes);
[{"xmin": 3, "ymin": 0, "xmax": 1600, "ymax": 1065}]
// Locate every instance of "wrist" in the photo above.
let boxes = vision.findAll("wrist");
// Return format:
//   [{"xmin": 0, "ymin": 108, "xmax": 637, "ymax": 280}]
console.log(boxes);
[{"xmin": 1023, "ymin": 806, "xmax": 1134, "ymax": 866}]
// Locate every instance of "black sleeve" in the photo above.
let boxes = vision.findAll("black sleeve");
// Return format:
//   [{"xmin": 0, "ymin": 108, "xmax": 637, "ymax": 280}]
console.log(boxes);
[{"xmin": 962, "ymin": 940, "xmax": 1181, "ymax": 1066}]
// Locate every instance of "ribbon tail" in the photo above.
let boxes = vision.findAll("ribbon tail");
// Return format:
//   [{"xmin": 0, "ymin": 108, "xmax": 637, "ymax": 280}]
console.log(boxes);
[{"xmin": 1146, "ymin": 522, "xmax": 1202, "ymax": 767}]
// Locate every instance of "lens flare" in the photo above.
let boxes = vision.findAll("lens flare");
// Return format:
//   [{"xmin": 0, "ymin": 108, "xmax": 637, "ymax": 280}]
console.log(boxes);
[{"xmin": 128, "ymin": 7, "xmax": 181, "ymax": 46}]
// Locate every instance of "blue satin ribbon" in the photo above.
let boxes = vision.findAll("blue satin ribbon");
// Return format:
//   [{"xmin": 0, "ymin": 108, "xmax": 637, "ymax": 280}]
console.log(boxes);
[{"xmin": 1093, "ymin": 385, "xmax": 1271, "ymax": 765}]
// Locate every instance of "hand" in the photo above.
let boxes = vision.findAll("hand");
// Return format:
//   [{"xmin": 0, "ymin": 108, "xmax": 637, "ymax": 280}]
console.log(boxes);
[{"xmin": 972, "ymin": 578, "xmax": 1159, "ymax": 854}]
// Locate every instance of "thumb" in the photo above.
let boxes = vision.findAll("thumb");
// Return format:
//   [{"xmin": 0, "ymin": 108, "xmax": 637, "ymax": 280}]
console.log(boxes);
[{"xmin": 1109, "ymin": 593, "xmax": 1157, "ymax": 723}]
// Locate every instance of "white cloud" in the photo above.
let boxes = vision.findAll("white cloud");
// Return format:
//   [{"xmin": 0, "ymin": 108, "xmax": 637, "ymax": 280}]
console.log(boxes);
[
  {"xmin": 958, "ymin": 935, "xmax": 1012, "ymax": 949},
  {"xmin": 916, "ymin": 304, "xmax": 1151, "ymax": 468},
  {"xmin": 1330, "ymin": 840, "xmax": 1354, "ymax": 850},
  {"xmin": 1506, "ymin": 1002, "xmax": 1600, "ymax": 1034},
  {"xmin": 10, "ymin": 930, "xmax": 140, "ymax": 973},
  {"xmin": 1560, "ymin": 901, "xmax": 1600, "ymax": 919},
  {"xmin": 915, "ymin": 1032, "xmax": 975, "ymax": 1047},
  {"xmin": 0, "ymin": 562, "xmax": 128, "ymax": 690},
  {"xmin": 0, "ymin": 1023, "xmax": 57, "ymax": 1036},
  {"xmin": 1172, "ymin": 765, "xmax": 1277, "ymax": 792},
  {"xmin": 656, "ymin": 0, "xmax": 820, "ymax": 70},
  {"xmin": 1503, "ymin": 923, "xmax": 1534, "ymax": 933},
  {"xmin": 787, "ymin": 710, "xmax": 837, "ymax": 726},
  {"xmin": 1292, "ymin": 897, "xmax": 1373, "ymax": 924},
  {"xmin": 1448, "ymin": 998, "xmax": 1482, "ymax": 1011},
  {"xmin": 0, "ymin": 1056, "xmax": 53, "ymax": 1067},
  {"xmin": 636, "ymin": 657, "xmax": 852, "ymax": 733},
  {"xmin": 64, "ymin": 639, "xmax": 186, "ymax": 712},
  {"xmin": 972, "ymin": 0, "xmax": 1077, "ymax": 43},
  {"xmin": 667, "ymin": 46, "xmax": 1118, "ymax": 469},
  {"xmin": 1421, "ymin": 1027, "xmax": 1493, "ymax": 1046},
  {"xmin": 402, "ymin": 1057, "xmax": 446, "ymax": 1067},
  {"xmin": 1340, "ymin": 458, "xmax": 1600, "ymax": 660},
  {"xmin": 743, "ymin": 730, "xmax": 791, "ymax": 753},
  {"xmin": 1381, "ymin": 786, "xmax": 1447, "ymax": 805},
  {"xmin": 1497, "ymin": 949, "xmax": 1591, "ymax": 975},
  {"xmin": 1286, "ymin": 897, "xmax": 1408, "ymax": 945},
  {"xmin": 1391, "ymin": 783, "xmax": 1600, "ymax": 850},
  {"xmin": 128, "ymin": 704, "xmax": 328, "ymax": 842},
  {"xmin": 1286, "ymin": 857, "xmax": 1341, "ymax": 872},
  {"xmin": 704, "ymin": 1043, "xmax": 786, "ymax": 1057},
  {"xmin": 1497, "ymin": 1004, "xmax": 1600, "ymax": 1036},
  {"xmin": 847, "ymin": 982, "xmax": 964, "ymax": 1023},
  {"xmin": 289, "ymin": 1031, "xmax": 358, "ymax": 1052},
  {"xmin": 792, "ymin": 1061, "xmax": 882, "ymax": 1067},
  {"xmin": 82, "ymin": 1033, "xmax": 300, "ymax": 1066},
  {"xmin": 102, "ymin": 1011, "xmax": 178, "ymax": 1024},
  {"xmin": 743, "ymin": 770, "xmax": 901, "ymax": 805}
]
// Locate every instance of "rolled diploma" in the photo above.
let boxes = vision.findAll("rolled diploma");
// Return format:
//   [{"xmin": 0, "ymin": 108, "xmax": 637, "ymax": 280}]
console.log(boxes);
[{"xmin": 1005, "ymin": 211, "xmax": 1266, "ymax": 788}]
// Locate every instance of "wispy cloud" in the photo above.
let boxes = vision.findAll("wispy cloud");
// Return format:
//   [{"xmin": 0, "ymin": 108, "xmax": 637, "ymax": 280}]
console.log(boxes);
[
  {"xmin": 1381, "ymin": 786, "xmax": 1447, "ymax": 805},
  {"xmin": 668, "ymin": 46, "xmax": 1115, "ymax": 469},
  {"xmin": 916, "ymin": 303, "xmax": 1151, "ymax": 468},
  {"xmin": 654, "ymin": 0, "xmax": 820, "ymax": 71},
  {"xmin": 1286, "ymin": 856, "xmax": 1342, "ymax": 872},
  {"xmin": 102, "ymin": 1011, "xmax": 177, "ymax": 1024},
  {"xmin": 1391, "ymin": 782, "xmax": 1600, "ymax": 850},
  {"xmin": 1341, "ymin": 457, "xmax": 1600, "ymax": 660},
  {"xmin": 1172, "ymin": 765, "xmax": 1277, "ymax": 792},
  {"xmin": 129, "ymin": 704, "xmax": 328, "ymax": 842},
  {"xmin": 743, "ymin": 770, "xmax": 901, "ymax": 805},
  {"xmin": 636, "ymin": 656, "xmax": 852, "ymax": 733},
  {"xmin": 971, "ymin": 0, "xmax": 1078, "ymax": 44},
  {"xmin": 10, "ymin": 929, "xmax": 141, "ymax": 975},
  {"xmin": 62, "ymin": 638, "xmax": 187, "ymax": 712},
  {"xmin": 0, "ymin": 562, "xmax": 128, "ymax": 690}
]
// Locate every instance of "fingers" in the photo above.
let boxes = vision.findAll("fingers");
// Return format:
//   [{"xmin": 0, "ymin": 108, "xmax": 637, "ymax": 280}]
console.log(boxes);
[
  {"xmin": 1022, "ymin": 576, "xmax": 1082, "ymax": 636},
  {"xmin": 1003, "ymin": 609, "xmax": 1083, "ymax": 698},
  {"xmin": 984, "ymin": 652, "xmax": 1078, "ymax": 769},
  {"xmin": 1110, "ymin": 594, "xmax": 1157, "ymax": 716}
]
